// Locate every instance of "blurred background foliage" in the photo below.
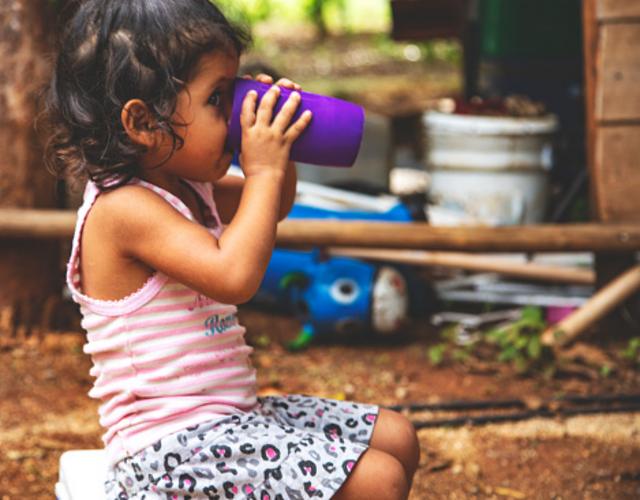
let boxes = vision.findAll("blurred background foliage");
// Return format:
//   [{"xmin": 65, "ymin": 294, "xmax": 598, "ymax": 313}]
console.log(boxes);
[
  {"xmin": 212, "ymin": 0, "xmax": 462, "ymax": 112},
  {"xmin": 215, "ymin": 0, "xmax": 391, "ymax": 35}
]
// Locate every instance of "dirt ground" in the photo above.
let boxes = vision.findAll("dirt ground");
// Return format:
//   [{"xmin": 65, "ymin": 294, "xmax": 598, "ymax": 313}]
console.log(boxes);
[{"xmin": 0, "ymin": 306, "xmax": 638, "ymax": 499}]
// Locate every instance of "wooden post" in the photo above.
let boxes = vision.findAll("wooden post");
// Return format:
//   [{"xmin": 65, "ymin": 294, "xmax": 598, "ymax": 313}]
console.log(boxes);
[
  {"xmin": 542, "ymin": 265, "xmax": 640, "ymax": 346},
  {"xmin": 0, "ymin": 0, "xmax": 60, "ymax": 337},
  {"xmin": 583, "ymin": 0, "xmax": 640, "ymax": 332}
]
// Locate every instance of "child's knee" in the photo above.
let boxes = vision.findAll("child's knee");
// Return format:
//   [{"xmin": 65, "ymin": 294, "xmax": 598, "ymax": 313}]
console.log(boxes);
[
  {"xmin": 383, "ymin": 455, "xmax": 409, "ymax": 499},
  {"xmin": 335, "ymin": 449, "xmax": 408, "ymax": 500},
  {"xmin": 367, "ymin": 450, "xmax": 409, "ymax": 500},
  {"xmin": 398, "ymin": 413, "xmax": 420, "ymax": 473},
  {"xmin": 381, "ymin": 409, "xmax": 420, "ymax": 473}
]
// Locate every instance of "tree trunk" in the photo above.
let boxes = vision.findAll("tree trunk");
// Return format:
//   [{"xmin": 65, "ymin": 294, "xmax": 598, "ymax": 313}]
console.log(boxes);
[
  {"xmin": 307, "ymin": 0, "xmax": 329, "ymax": 40},
  {"xmin": 0, "ymin": 0, "xmax": 61, "ymax": 338}
]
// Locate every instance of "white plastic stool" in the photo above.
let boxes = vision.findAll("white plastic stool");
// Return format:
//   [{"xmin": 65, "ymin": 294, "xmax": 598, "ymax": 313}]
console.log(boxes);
[{"xmin": 55, "ymin": 449, "xmax": 107, "ymax": 500}]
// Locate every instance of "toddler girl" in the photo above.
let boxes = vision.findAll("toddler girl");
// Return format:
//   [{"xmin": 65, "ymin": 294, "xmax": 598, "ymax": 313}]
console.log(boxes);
[{"xmin": 43, "ymin": 1, "xmax": 419, "ymax": 498}]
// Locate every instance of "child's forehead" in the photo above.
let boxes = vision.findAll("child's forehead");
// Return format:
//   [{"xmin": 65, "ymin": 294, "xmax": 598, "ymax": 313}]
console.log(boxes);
[{"xmin": 192, "ymin": 50, "xmax": 239, "ymax": 82}]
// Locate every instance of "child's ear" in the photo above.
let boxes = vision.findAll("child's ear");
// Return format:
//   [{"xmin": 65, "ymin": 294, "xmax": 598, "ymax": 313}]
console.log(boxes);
[{"xmin": 121, "ymin": 99, "xmax": 159, "ymax": 148}]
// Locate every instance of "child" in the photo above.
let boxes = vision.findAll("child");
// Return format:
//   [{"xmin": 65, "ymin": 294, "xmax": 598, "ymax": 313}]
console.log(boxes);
[{"xmin": 43, "ymin": 1, "xmax": 420, "ymax": 498}]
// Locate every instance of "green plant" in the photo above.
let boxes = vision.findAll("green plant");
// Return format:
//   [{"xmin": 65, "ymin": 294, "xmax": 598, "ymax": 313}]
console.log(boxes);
[
  {"xmin": 427, "ymin": 339, "xmax": 477, "ymax": 367},
  {"xmin": 599, "ymin": 364, "xmax": 612, "ymax": 378},
  {"xmin": 485, "ymin": 307, "xmax": 549, "ymax": 373},
  {"xmin": 428, "ymin": 307, "xmax": 555, "ymax": 375},
  {"xmin": 427, "ymin": 323, "xmax": 478, "ymax": 367},
  {"xmin": 621, "ymin": 337, "xmax": 640, "ymax": 364},
  {"xmin": 427, "ymin": 343, "xmax": 446, "ymax": 365}
]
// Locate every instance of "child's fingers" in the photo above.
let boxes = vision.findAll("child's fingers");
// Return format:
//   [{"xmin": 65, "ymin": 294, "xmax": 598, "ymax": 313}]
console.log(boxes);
[
  {"xmin": 255, "ymin": 85, "xmax": 280, "ymax": 126},
  {"xmin": 275, "ymin": 78, "xmax": 301, "ymax": 91},
  {"xmin": 284, "ymin": 110, "xmax": 312, "ymax": 143},
  {"xmin": 272, "ymin": 91, "xmax": 302, "ymax": 132},
  {"xmin": 255, "ymin": 73, "xmax": 274, "ymax": 84},
  {"xmin": 240, "ymin": 90, "xmax": 258, "ymax": 129}
]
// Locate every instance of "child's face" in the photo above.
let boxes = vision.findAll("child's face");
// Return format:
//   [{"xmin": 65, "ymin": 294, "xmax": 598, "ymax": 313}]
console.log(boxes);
[{"xmin": 148, "ymin": 50, "xmax": 239, "ymax": 182}]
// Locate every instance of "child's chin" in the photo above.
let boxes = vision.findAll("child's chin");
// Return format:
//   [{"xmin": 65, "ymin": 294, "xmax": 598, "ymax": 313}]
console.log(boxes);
[
  {"xmin": 214, "ymin": 154, "xmax": 233, "ymax": 178},
  {"xmin": 222, "ymin": 151, "xmax": 234, "ymax": 166}
]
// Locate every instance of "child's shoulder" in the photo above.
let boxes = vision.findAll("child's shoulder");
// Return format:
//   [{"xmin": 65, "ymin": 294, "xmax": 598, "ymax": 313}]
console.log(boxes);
[
  {"xmin": 91, "ymin": 183, "xmax": 158, "ymax": 215},
  {"xmin": 87, "ymin": 184, "xmax": 182, "ymax": 235}
]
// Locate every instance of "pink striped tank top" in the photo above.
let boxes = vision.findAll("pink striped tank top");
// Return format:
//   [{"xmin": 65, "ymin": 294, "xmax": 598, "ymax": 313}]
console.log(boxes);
[{"xmin": 66, "ymin": 179, "xmax": 257, "ymax": 466}]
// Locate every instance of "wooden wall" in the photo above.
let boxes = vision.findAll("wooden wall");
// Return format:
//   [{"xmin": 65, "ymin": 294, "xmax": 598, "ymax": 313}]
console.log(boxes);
[{"xmin": 585, "ymin": 0, "xmax": 640, "ymax": 222}]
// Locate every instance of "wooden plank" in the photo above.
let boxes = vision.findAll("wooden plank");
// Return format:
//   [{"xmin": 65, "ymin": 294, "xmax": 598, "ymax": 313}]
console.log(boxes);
[
  {"xmin": 1, "ymin": 209, "xmax": 639, "ymax": 252},
  {"xmin": 593, "ymin": 126, "xmax": 640, "ymax": 221},
  {"xmin": 583, "ymin": 0, "xmax": 600, "ymax": 219},
  {"xmin": 329, "ymin": 248, "xmax": 596, "ymax": 284},
  {"xmin": 542, "ymin": 265, "xmax": 640, "ymax": 346},
  {"xmin": 596, "ymin": 0, "xmax": 640, "ymax": 20},
  {"xmin": 0, "ymin": 209, "xmax": 76, "ymax": 238},
  {"xmin": 275, "ymin": 220, "xmax": 640, "ymax": 252},
  {"xmin": 596, "ymin": 23, "xmax": 640, "ymax": 121}
]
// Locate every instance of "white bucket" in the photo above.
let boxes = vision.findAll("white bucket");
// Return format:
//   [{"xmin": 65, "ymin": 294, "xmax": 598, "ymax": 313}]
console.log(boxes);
[{"xmin": 423, "ymin": 111, "xmax": 558, "ymax": 225}]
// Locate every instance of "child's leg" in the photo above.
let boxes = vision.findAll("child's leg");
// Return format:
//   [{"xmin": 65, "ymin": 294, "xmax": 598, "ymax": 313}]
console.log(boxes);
[
  {"xmin": 332, "ymin": 448, "xmax": 409, "ymax": 500},
  {"xmin": 369, "ymin": 408, "xmax": 420, "ymax": 485}
]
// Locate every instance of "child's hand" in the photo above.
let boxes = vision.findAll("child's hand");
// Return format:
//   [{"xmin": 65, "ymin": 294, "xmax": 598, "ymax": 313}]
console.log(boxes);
[
  {"xmin": 239, "ymin": 75, "xmax": 311, "ymax": 179},
  {"xmin": 246, "ymin": 73, "xmax": 301, "ymax": 92}
]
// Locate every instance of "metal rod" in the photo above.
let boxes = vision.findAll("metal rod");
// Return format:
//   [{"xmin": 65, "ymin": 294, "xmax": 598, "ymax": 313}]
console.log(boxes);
[
  {"xmin": 410, "ymin": 404, "xmax": 640, "ymax": 429},
  {"xmin": 388, "ymin": 399, "xmax": 527, "ymax": 412},
  {"xmin": 390, "ymin": 393, "xmax": 640, "ymax": 413}
]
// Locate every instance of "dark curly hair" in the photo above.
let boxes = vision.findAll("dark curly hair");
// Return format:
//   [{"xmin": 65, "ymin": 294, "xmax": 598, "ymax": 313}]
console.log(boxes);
[{"xmin": 42, "ymin": 0, "xmax": 250, "ymax": 191}]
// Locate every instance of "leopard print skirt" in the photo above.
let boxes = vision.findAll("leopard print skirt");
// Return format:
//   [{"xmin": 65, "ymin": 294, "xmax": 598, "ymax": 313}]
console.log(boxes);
[{"xmin": 105, "ymin": 395, "xmax": 379, "ymax": 499}]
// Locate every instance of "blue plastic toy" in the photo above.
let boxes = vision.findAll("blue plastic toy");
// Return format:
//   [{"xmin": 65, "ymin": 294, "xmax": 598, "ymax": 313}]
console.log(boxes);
[{"xmin": 252, "ymin": 184, "xmax": 423, "ymax": 349}]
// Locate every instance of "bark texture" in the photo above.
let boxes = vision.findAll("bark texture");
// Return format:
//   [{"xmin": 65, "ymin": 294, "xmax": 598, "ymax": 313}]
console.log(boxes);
[{"xmin": 0, "ymin": 0, "xmax": 61, "ymax": 336}]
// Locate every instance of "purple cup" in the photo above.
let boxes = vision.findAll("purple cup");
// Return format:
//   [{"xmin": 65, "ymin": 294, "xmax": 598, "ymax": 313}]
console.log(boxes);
[{"xmin": 226, "ymin": 78, "xmax": 365, "ymax": 167}]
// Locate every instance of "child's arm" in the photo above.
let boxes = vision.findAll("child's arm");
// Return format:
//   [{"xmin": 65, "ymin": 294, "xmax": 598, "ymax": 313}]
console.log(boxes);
[
  {"xmin": 214, "ymin": 159, "xmax": 297, "ymax": 223},
  {"xmin": 215, "ymin": 75, "xmax": 302, "ymax": 224},
  {"xmin": 106, "ymin": 85, "xmax": 311, "ymax": 305}
]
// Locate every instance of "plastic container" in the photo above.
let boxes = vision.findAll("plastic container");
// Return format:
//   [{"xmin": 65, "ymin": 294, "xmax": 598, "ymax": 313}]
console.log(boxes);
[
  {"xmin": 423, "ymin": 111, "xmax": 558, "ymax": 225},
  {"xmin": 55, "ymin": 450, "xmax": 107, "ymax": 500},
  {"xmin": 226, "ymin": 78, "xmax": 365, "ymax": 167}
]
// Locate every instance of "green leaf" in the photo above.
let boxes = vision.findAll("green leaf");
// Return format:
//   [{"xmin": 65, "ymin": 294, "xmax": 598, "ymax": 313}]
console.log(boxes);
[
  {"xmin": 521, "ymin": 306, "xmax": 543, "ymax": 323},
  {"xmin": 621, "ymin": 337, "xmax": 640, "ymax": 361},
  {"xmin": 498, "ymin": 346, "xmax": 518, "ymax": 362},
  {"xmin": 428, "ymin": 344, "xmax": 446, "ymax": 365},
  {"xmin": 515, "ymin": 336, "xmax": 529, "ymax": 350},
  {"xmin": 600, "ymin": 364, "xmax": 612, "ymax": 378},
  {"xmin": 485, "ymin": 328, "xmax": 507, "ymax": 345},
  {"xmin": 527, "ymin": 336, "xmax": 542, "ymax": 360},
  {"xmin": 452, "ymin": 348, "xmax": 470, "ymax": 362}
]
